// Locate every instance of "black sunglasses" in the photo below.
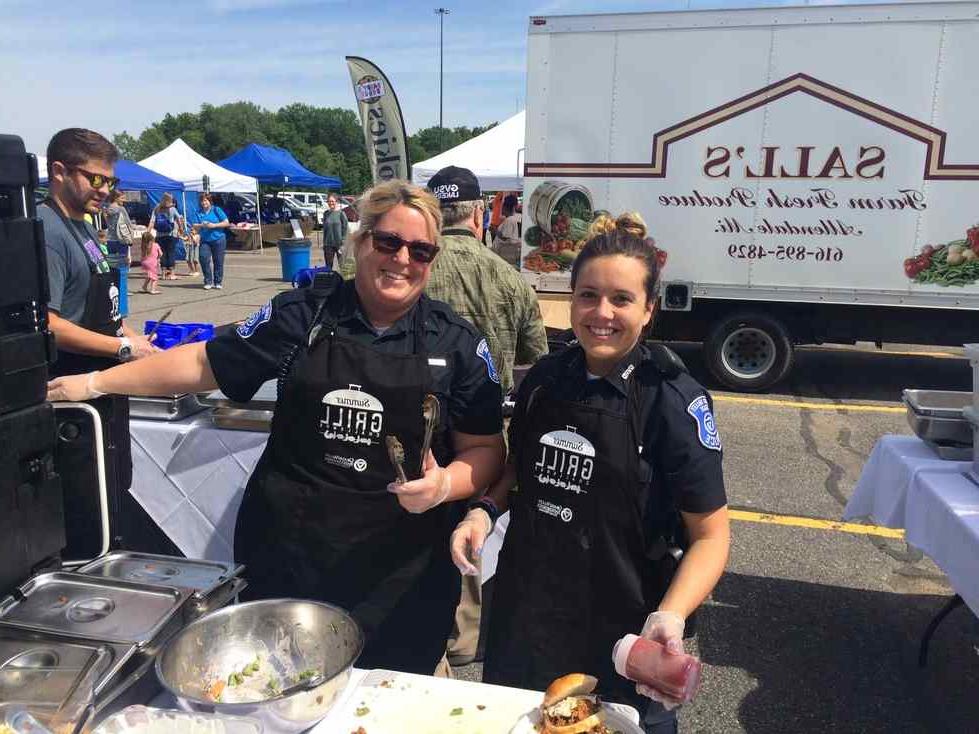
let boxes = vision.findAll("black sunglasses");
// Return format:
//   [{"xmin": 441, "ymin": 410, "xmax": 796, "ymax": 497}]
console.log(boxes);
[
  {"xmin": 370, "ymin": 230, "xmax": 440, "ymax": 264},
  {"xmin": 69, "ymin": 166, "xmax": 119, "ymax": 191}
]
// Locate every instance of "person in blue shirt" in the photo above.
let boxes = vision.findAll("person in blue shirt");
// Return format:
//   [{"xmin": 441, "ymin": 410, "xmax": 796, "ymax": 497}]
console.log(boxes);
[{"xmin": 191, "ymin": 192, "xmax": 230, "ymax": 289}]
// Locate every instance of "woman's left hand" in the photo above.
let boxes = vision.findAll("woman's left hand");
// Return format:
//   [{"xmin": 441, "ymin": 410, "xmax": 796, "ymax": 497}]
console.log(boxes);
[
  {"xmin": 387, "ymin": 450, "xmax": 451, "ymax": 513},
  {"xmin": 636, "ymin": 610, "xmax": 687, "ymax": 708}
]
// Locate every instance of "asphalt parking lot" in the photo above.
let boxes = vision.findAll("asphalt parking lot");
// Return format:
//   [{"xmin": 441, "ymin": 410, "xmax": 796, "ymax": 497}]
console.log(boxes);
[{"xmin": 125, "ymin": 245, "xmax": 978, "ymax": 732}]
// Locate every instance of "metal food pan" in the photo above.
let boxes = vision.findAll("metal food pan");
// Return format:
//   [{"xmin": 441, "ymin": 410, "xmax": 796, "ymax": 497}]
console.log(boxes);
[
  {"xmin": 0, "ymin": 627, "xmax": 141, "ymax": 703},
  {"xmin": 128, "ymin": 394, "xmax": 207, "ymax": 422},
  {"xmin": 77, "ymin": 552, "xmax": 243, "ymax": 604},
  {"xmin": 211, "ymin": 408, "xmax": 273, "ymax": 432},
  {"xmin": 199, "ymin": 378, "xmax": 278, "ymax": 411},
  {"xmin": 0, "ymin": 573, "xmax": 189, "ymax": 648},
  {"xmin": 905, "ymin": 408, "xmax": 973, "ymax": 445},
  {"xmin": 902, "ymin": 389, "xmax": 974, "ymax": 419}
]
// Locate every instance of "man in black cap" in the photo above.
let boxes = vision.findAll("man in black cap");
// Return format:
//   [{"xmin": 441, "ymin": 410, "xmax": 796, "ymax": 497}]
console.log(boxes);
[{"xmin": 426, "ymin": 165, "xmax": 548, "ymax": 666}]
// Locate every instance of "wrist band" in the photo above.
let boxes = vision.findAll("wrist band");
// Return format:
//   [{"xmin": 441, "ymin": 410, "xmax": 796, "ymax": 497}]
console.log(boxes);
[{"xmin": 469, "ymin": 496, "xmax": 501, "ymax": 526}]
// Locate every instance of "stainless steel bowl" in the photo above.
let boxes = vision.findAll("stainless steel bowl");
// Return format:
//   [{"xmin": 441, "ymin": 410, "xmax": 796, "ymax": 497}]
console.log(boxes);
[{"xmin": 156, "ymin": 599, "xmax": 363, "ymax": 733}]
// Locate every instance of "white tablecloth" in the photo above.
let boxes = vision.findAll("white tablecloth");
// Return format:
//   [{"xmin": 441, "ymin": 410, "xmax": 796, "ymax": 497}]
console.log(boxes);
[
  {"xmin": 129, "ymin": 415, "xmax": 268, "ymax": 563},
  {"xmin": 129, "ymin": 414, "xmax": 508, "ymax": 584},
  {"xmin": 843, "ymin": 435, "xmax": 979, "ymax": 615}
]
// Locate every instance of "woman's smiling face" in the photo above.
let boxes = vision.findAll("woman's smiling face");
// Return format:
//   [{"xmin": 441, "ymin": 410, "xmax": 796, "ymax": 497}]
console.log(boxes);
[
  {"xmin": 570, "ymin": 254, "xmax": 653, "ymax": 375},
  {"xmin": 354, "ymin": 203, "xmax": 436, "ymax": 324}
]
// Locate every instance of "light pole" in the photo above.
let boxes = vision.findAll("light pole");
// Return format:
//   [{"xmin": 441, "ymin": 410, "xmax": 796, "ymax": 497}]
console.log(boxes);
[{"xmin": 435, "ymin": 7, "xmax": 450, "ymax": 151}]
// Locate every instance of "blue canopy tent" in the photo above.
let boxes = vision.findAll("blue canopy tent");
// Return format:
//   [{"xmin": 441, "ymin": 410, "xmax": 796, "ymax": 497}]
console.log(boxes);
[{"xmin": 218, "ymin": 144, "xmax": 342, "ymax": 188}]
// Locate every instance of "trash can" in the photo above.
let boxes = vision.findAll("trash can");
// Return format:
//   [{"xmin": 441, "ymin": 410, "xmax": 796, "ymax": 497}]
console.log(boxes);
[
  {"xmin": 106, "ymin": 241, "xmax": 129, "ymax": 317},
  {"xmin": 277, "ymin": 238, "xmax": 312, "ymax": 283}
]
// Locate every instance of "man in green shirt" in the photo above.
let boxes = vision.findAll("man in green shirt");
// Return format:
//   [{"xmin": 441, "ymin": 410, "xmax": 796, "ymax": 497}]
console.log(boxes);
[
  {"xmin": 425, "ymin": 166, "xmax": 548, "ymax": 398},
  {"xmin": 425, "ymin": 166, "xmax": 548, "ymax": 667}
]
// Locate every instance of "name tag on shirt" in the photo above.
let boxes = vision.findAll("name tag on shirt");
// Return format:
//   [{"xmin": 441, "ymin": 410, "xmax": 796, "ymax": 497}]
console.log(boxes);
[{"xmin": 428, "ymin": 357, "xmax": 447, "ymax": 367}]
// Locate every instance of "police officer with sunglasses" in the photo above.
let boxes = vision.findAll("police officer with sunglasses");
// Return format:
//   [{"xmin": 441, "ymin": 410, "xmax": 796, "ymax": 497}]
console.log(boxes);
[
  {"xmin": 48, "ymin": 179, "xmax": 506, "ymax": 676},
  {"xmin": 39, "ymin": 128, "xmax": 159, "ymax": 556}
]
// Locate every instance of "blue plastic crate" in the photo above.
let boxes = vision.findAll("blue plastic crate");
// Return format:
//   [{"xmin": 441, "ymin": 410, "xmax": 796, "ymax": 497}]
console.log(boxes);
[{"xmin": 144, "ymin": 321, "xmax": 215, "ymax": 350}]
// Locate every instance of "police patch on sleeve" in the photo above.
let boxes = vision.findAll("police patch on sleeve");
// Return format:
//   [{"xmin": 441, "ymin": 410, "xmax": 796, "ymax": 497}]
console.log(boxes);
[
  {"xmin": 236, "ymin": 300, "xmax": 273, "ymax": 339},
  {"xmin": 476, "ymin": 338, "xmax": 500, "ymax": 384},
  {"xmin": 687, "ymin": 395, "xmax": 721, "ymax": 451}
]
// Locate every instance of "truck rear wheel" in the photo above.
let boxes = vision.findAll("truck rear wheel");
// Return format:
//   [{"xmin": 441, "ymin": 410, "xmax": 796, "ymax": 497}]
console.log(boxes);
[{"xmin": 705, "ymin": 312, "xmax": 794, "ymax": 391}]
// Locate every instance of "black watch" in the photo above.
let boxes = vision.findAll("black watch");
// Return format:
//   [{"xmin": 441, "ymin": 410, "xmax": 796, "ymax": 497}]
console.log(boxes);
[
  {"xmin": 117, "ymin": 337, "xmax": 134, "ymax": 361},
  {"xmin": 469, "ymin": 496, "xmax": 502, "ymax": 527}
]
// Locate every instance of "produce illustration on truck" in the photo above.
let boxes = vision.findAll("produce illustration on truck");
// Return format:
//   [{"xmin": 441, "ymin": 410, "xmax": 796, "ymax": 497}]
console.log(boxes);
[
  {"xmin": 904, "ymin": 226, "xmax": 979, "ymax": 286},
  {"xmin": 522, "ymin": 184, "xmax": 594, "ymax": 274}
]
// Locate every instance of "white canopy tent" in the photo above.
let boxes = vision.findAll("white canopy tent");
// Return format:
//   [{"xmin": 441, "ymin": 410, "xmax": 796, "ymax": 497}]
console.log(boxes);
[
  {"xmin": 139, "ymin": 138, "xmax": 263, "ymax": 248},
  {"xmin": 412, "ymin": 111, "xmax": 525, "ymax": 191},
  {"xmin": 139, "ymin": 138, "xmax": 257, "ymax": 193}
]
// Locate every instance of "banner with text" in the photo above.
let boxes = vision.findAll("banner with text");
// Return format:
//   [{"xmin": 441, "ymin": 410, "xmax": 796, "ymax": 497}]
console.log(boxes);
[{"xmin": 346, "ymin": 56, "xmax": 410, "ymax": 186}]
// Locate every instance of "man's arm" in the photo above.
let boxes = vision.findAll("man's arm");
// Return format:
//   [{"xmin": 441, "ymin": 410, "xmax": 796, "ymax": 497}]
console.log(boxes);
[
  {"xmin": 514, "ymin": 284, "xmax": 549, "ymax": 365},
  {"xmin": 49, "ymin": 311, "xmax": 122, "ymax": 358}
]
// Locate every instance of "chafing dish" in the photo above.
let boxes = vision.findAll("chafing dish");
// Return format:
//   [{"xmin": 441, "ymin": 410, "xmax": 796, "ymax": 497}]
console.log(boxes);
[
  {"xmin": 903, "ymin": 389, "xmax": 974, "ymax": 446},
  {"xmin": 0, "ymin": 572, "xmax": 189, "ymax": 648},
  {"xmin": 77, "ymin": 552, "xmax": 246, "ymax": 621},
  {"xmin": 211, "ymin": 408, "xmax": 273, "ymax": 432},
  {"xmin": 200, "ymin": 379, "xmax": 278, "ymax": 411},
  {"xmin": 128, "ymin": 394, "xmax": 207, "ymax": 422}
]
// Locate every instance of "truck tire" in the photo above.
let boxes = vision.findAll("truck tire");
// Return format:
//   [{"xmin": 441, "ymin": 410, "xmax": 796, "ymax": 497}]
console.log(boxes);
[{"xmin": 705, "ymin": 312, "xmax": 794, "ymax": 392}]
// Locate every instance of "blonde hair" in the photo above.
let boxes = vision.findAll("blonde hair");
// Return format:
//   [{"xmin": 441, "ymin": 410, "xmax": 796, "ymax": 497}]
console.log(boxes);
[
  {"xmin": 351, "ymin": 180, "xmax": 442, "ymax": 254},
  {"xmin": 140, "ymin": 230, "xmax": 155, "ymax": 259}
]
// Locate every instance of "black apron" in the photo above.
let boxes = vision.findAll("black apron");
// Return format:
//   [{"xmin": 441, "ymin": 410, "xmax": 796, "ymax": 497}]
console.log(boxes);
[
  {"xmin": 42, "ymin": 202, "xmax": 134, "ymax": 555},
  {"xmin": 235, "ymin": 295, "xmax": 461, "ymax": 674},
  {"xmin": 484, "ymin": 357, "xmax": 661, "ymax": 711}
]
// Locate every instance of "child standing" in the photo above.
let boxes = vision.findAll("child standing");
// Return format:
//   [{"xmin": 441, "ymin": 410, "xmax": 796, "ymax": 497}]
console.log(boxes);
[{"xmin": 140, "ymin": 230, "xmax": 162, "ymax": 294}]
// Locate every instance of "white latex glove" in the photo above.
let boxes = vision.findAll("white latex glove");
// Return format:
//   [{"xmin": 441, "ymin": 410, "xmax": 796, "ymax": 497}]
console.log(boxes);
[
  {"xmin": 47, "ymin": 371, "xmax": 106, "ymax": 402},
  {"xmin": 387, "ymin": 450, "xmax": 451, "ymax": 513},
  {"xmin": 130, "ymin": 334, "xmax": 161, "ymax": 359},
  {"xmin": 450, "ymin": 508, "xmax": 492, "ymax": 576},
  {"xmin": 636, "ymin": 610, "xmax": 686, "ymax": 709}
]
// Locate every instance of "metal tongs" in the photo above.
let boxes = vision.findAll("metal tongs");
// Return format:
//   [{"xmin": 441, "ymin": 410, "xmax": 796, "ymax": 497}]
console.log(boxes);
[
  {"xmin": 420, "ymin": 394, "xmax": 440, "ymax": 466},
  {"xmin": 385, "ymin": 396, "xmax": 440, "ymax": 485},
  {"xmin": 386, "ymin": 435, "xmax": 408, "ymax": 484}
]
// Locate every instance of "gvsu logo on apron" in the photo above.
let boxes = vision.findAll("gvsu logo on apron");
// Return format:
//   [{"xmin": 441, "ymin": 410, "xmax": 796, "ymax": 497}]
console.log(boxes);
[
  {"xmin": 534, "ymin": 426, "xmax": 596, "ymax": 494},
  {"xmin": 321, "ymin": 385, "xmax": 384, "ymax": 446}
]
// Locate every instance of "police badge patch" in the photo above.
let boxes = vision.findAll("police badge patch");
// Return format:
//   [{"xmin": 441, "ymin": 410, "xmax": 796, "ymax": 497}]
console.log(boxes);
[
  {"xmin": 476, "ymin": 338, "xmax": 500, "ymax": 384},
  {"xmin": 237, "ymin": 301, "xmax": 273, "ymax": 339},
  {"xmin": 686, "ymin": 395, "xmax": 721, "ymax": 451}
]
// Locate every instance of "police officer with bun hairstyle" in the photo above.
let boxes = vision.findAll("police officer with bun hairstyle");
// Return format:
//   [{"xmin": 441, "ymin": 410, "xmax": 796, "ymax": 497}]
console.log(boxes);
[
  {"xmin": 48, "ymin": 180, "xmax": 506, "ymax": 675},
  {"xmin": 451, "ymin": 212, "xmax": 730, "ymax": 733}
]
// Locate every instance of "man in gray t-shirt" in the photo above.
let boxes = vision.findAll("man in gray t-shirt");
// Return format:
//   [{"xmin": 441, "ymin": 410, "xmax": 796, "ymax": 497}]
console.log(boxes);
[{"xmin": 39, "ymin": 205, "xmax": 100, "ymax": 324}]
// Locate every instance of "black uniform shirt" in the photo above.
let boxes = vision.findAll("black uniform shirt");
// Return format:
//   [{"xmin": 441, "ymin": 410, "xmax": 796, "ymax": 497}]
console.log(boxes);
[
  {"xmin": 509, "ymin": 343, "xmax": 726, "ymax": 534},
  {"xmin": 206, "ymin": 278, "xmax": 504, "ymax": 436}
]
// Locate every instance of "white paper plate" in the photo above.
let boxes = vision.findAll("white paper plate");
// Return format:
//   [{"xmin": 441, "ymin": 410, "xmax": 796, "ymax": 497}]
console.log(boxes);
[{"xmin": 509, "ymin": 706, "xmax": 644, "ymax": 734}]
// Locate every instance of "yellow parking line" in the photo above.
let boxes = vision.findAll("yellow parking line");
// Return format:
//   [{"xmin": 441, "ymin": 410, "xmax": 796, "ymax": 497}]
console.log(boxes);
[
  {"xmin": 804, "ymin": 346, "xmax": 961, "ymax": 360},
  {"xmin": 729, "ymin": 509, "xmax": 905, "ymax": 538},
  {"xmin": 712, "ymin": 394, "xmax": 905, "ymax": 414}
]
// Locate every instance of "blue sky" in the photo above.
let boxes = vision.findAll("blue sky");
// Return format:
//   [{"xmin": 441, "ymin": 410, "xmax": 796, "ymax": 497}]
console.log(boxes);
[{"xmin": 2, "ymin": 0, "xmax": 889, "ymax": 156}]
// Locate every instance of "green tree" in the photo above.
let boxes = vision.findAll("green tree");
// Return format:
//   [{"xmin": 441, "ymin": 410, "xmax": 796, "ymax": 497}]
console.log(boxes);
[
  {"xmin": 114, "ymin": 101, "xmax": 495, "ymax": 194},
  {"xmin": 112, "ymin": 132, "xmax": 139, "ymax": 159}
]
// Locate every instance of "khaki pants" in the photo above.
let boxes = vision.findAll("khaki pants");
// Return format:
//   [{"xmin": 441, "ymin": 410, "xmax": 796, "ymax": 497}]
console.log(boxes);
[{"xmin": 446, "ymin": 557, "xmax": 482, "ymax": 665}]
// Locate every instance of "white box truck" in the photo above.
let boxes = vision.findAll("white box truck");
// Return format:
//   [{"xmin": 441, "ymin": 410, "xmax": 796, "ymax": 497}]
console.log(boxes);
[{"xmin": 521, "ymin": 2, "xmax": 979, "ymax": 390}]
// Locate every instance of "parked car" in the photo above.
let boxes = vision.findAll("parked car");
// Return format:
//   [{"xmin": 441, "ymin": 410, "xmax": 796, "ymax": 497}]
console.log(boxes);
[{"xmin": 281, "ymin": 191, "xmax": 328, "ymax": 220}]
